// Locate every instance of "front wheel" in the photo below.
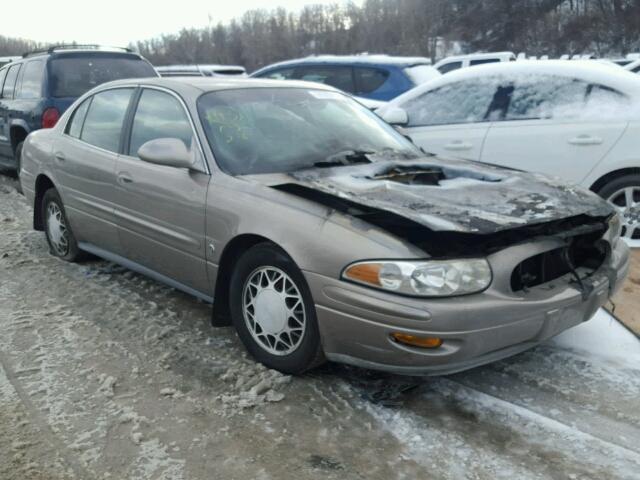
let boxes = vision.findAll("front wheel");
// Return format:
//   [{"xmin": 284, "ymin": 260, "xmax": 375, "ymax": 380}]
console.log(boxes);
[
  {"xmin": 229, "ymin": 243, "xmax": 324, "ymax": 374},
  {"xmin": 42, "ymin": 188, "xmax": 85, "ymax": 262}
]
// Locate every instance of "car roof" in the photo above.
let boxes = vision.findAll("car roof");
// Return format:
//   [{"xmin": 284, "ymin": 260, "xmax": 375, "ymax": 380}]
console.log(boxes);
[
  {"xmin": 252, "ymin": 54, "xmax": 432, "ymax": 74},
  {"xmin": 93, "ymin": 76, "xmax": 340, "ymax": 96},
  {"xmin": 385, "ymin": 60, "xmax": 640, "ymax": 108}
]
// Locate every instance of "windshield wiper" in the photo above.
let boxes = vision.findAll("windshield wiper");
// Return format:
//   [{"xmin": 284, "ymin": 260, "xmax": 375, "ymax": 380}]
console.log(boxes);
[{"xmin": 311, "ymin": 149, "xmax": 376, "ymax": 169}]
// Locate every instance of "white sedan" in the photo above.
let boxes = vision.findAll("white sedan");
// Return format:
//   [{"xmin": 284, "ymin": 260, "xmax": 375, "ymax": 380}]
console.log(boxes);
[{"xmin": 377, "ymin": 61, "xmax": 640, "ymax": 246}]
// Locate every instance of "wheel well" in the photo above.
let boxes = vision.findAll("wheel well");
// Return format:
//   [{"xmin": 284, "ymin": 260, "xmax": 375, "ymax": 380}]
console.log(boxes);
[
  {"xmin": 590, "ymin": 168, "xmax": 640, "ymax": 194},
  {"xmin": 33, "ymin": 175, "xmax": 55, "ymax": 231},
  {"xmin": 10, "ymin": 126, "xmax": 28, "ymax": 153},
  {"xmin": 212, "ymin": 234, "xmax": 274, "ymax": 327}
]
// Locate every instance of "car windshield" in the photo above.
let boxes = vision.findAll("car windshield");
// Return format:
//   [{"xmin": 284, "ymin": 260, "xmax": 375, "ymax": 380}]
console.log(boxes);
[
  {"xmin": 50, "ymin": 55, "xmax": 157, "ymax": 98},
  {"xmin": 197, "ymin": 88, "xmax": 421, "ymax": 175}
]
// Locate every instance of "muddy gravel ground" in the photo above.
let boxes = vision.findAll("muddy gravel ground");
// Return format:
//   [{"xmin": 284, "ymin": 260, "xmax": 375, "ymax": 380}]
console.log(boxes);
[{"xmin": 1, "ymin": 173, "xmax": 639, "ymax": 480}]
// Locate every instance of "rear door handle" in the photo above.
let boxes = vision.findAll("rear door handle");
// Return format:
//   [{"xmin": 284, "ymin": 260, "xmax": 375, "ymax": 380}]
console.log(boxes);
[
  {"xmin": 568, "ymin": 135, "xmax": 603, "ymax": 146},
  {"xmin": 444, "ymin": 140, "xmax": 473, "ymax": 151},
  {"xmin": 117, "ymin": 173, "xmax": 133, "ymax": 185},
  {"xmin": 54, "ymin": 152, "xmax": 65, "ymax": 162}
]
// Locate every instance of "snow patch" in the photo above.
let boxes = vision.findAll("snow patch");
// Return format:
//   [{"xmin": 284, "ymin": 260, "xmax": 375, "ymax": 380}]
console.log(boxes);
[{"xmin": 551, "ymin": 309, "xmax": 640, "ymax": 370}]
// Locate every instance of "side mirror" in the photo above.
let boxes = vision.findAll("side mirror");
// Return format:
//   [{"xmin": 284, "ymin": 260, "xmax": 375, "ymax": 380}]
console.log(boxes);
[
  {"xmin": 380, "ymin": 107, "xmax": 409, "ymax": 126},
  {"xmin": 137, "ymin": 138, "xmax": 195, "ymax": 170}
]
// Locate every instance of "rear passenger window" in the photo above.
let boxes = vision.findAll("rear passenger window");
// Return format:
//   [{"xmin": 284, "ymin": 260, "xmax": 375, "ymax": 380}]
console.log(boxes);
[
  {"xmin": 354, "ymin": 67, "xmax": 389, "ymax": 94},
  {"xmin": 80, "ymin": 88, "xmax": 133, "ymax": 152},
  {"xmin": 260, "ymin": 68, "xmax": 295, "ymax": 80},
  {"xmin": 296, "ymin": 66, "xmax": 355, "ymax": 93},
  {"xmin": 505, "ymin": 76, "xmax": 588, "ymax": 120},
  {"xmin": 2, "ymin": 64, "xmax": 22, "ymax": 99},
  {"xmin": 18, "ymin": 60, "xmax": 45, "ymax": 99},
  {"xmin": 128, "ymin": 89, "xmax": 194, "ymax": 156},
  {"xmin": 585, "ymin": 85, "xmax": 628, "ymax": 117},
  {"xmin": 66, "ymin": 98, "xmax": 92, "ymax": 138}
]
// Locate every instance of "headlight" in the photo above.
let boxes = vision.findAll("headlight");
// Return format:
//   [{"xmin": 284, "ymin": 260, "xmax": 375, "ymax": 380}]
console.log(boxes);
[
  {"xmin": 608, "ymin": 213, "xmax": 622, "ymax": 246},
  {"xmin": 342, "ymin": 259, "xmax": 492, "ymax": 297}
]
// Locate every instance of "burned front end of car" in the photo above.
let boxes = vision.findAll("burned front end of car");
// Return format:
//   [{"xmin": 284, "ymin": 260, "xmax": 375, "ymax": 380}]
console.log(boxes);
[{"xmin": 270, "ymin": 157, "xmax": 630, "ymax": 375}]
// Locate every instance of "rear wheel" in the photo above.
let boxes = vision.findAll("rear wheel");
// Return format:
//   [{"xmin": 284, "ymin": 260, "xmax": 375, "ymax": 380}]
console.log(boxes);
[
  {"xmin": 597, "ymin": 174, "xmax": 640, "ymax": 241},
  {"xmin": 42, "ymin": 188, "xmax": 85, "ymax": 262},
  {"xmin": 229, "ymin": 243, "xmax": 324, "ymax": 374}
]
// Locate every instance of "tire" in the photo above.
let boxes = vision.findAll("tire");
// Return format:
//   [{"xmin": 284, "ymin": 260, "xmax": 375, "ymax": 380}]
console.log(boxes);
[
  {"xmin": 229, "ymin": 243, "xmax": 325, "ymax": 374},
  {"xmin": 42, "ymin": 188, "xmax": 86, "ymax": 262},
  {"xmin": 596, "ymin": 174, "xmax": 640, "ymax": 241},
  {"xmin": 14, "ymin": 142, "xmax": 23, "ymax": 194}
]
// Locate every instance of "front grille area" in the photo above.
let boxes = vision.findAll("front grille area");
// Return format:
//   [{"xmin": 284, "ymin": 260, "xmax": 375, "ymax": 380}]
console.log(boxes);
[{"xmin": 510, "ymin": 232, "xmax": 607, "ymax": 292}]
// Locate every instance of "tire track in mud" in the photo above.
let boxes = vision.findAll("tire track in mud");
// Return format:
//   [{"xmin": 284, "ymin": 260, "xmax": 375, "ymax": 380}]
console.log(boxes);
[
  {"xmin": 334, "ymin": 339, "xmax": 640, "ymax": 480},
  {"xmin": 0, "ymin": 347, "xmax": 90, "ymax": 479}
]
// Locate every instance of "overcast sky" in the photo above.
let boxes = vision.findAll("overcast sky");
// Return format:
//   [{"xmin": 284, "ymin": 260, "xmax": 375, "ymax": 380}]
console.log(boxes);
[{"xmin": 4, "ymin": 0, "xmax": 360, "ymax": 46}]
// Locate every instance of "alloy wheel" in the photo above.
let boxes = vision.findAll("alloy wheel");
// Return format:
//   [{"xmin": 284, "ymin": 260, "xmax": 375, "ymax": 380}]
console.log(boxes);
[{"xmin": 608, "ymin": 186, "xmax": 640, "ymax": 242}]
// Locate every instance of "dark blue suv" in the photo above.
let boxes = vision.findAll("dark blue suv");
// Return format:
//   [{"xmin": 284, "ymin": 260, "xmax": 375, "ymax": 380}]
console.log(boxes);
[
  {"xmin": 0, "ymin": 45, "xmax": 157, "ymax": 179},
  {"xmin": 251, "ymin": 55, "xmax": 440, "ymax": 102}
]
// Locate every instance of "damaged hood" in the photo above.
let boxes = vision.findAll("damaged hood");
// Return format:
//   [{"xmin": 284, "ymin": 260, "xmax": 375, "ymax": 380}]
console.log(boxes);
[{"xmin": 246, "ymin": 156, "xmax": 613, "ymax": 234}]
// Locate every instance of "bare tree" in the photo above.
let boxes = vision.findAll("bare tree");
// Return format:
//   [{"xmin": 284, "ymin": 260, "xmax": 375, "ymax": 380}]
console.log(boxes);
[{"xmin": 3, "ymin": 1, "xmax": 640, "ymax": 69}]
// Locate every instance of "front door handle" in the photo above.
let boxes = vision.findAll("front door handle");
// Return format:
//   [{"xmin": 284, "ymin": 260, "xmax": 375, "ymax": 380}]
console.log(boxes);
[
  {"xmin": 54, "ymin": 152, "xmax": 65, "ymax": 162},
  {"xmin": 444, "ymin": 140, "xmax": 473, "ymax": 151},
  {"xmin": 568, "ymin": 134, "xmax": 603, "ymax": 146},
  {"xmin": 117, "ymin": 173, "xmax": 133, "ymax": 185}
]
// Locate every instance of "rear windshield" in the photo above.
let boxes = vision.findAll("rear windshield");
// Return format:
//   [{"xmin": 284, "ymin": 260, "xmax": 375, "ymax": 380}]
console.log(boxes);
[{"xmin": 50, "ymin": 55, "xmax": 157, "ymax": 98}]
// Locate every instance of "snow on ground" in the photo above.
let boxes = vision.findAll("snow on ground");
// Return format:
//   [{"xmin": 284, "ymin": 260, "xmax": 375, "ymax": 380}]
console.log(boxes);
[
  {"xmin": 551, "ymin": 309, "xmax": 640, "ymax": 368},
  {"xmin": 0, "ymin": 173, "xmax": 639, "ymax": 479}
]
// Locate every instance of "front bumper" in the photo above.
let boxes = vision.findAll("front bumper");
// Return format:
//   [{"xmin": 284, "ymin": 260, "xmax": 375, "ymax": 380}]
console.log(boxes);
[{"xmin": 306, "ymin": 238, "xmax": 630, "ymax": 376}]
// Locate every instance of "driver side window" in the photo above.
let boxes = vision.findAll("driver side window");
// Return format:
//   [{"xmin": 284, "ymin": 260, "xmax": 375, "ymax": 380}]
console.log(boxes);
[{"xmin": 128, "ymin": 89, "xmax": 194, "ymax": 157}]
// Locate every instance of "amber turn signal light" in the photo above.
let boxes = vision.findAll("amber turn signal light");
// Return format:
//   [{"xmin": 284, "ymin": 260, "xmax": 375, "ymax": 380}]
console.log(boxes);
[
  {"xmin": 343, "ymin": 262, "xmax": 382, "ymax": 286},
  {"xmin": 391, "ymin": 333, "xmax": 443, "ymax": 349}
]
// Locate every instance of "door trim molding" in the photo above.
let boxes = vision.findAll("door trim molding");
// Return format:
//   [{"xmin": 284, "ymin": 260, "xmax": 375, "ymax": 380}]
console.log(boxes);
[{"xmin": 78, "ymin": 242, "xmax": 214, "ymax": 304}]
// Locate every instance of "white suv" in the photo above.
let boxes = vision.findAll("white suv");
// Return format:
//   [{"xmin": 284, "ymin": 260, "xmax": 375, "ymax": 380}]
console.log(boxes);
[{"xmin": 378, "ymin": 61, "xmax": 640, "ymax": 245}]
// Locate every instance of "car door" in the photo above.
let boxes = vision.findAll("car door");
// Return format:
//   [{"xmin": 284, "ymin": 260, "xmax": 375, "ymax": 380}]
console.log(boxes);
[
  {"xmin": 480, "ymin": 76, "xmax": 629, "ymax": 185},
  {"xmin": 0, "ymin": 63, "xmax": 21, "ymax": 158},
  {"xmin": 396, "ymin": 79, "xmax": 498, "ymax": 161},
  {"xmin": 53, "ymin": 87, "xmax": 135, "ymax": 252},
  {"xmin": 114, "ymin": 87, "xmax": 210, "ymax": 296}
]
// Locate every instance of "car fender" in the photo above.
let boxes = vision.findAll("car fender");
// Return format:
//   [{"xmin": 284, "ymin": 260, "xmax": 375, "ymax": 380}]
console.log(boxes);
[
  {"xmin": 205, "ymin": 176, "xmax": 423, "ymax": 282},
  {"xmin": 21, "ymin": 129, "xmax": 58, "ymax": 199}
]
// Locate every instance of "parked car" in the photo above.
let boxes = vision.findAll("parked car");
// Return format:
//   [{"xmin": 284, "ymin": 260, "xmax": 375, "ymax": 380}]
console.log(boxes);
[
  {"xmin": 433, "ymin": 52, "xmax": 516, "ymax": 74},
  {"xmin": 0, "ymin": 45, "xmax": 157, "ymax": 179},
  {"xmin": 377, "ymin": 61, "xmax": 640, "ymax": 247},
  {"xmin": 20, "ymin": 77, "xmax": 628, "ymax": 375},
  {"xmin": 0, "ymin": 56, "xmax": 20, "ymax": 68},
  {"xmin": 156, "ymin": 64, "xmax": 247, "ymax": 78},
  {"xmin": 251, "ymin": 54, "xmax": 440, "ymax": 101}
]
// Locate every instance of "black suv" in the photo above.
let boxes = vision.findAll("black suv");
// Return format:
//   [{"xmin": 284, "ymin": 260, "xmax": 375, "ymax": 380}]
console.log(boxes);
[{"xmin": 0, "ymin": 45, "xmax": 158, "ymax": 178}]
